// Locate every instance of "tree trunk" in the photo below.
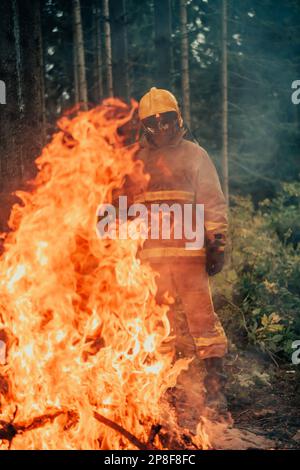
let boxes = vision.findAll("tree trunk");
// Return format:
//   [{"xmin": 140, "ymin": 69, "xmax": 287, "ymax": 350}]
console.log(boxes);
[
  {"xmin": 110, "ymin": 0, "xmax": 129, "ymax": 102},
  {"xmin": 221, "ymin": 0, "xmax": 229, "ymax": 205},
  {"xmin": 0, "ymin": 0, "xmax": 45, "ymax": 234},
  {"xmin": 73, "ymin": 11, "xmax": 79, "ymax": 105},
  {"xmin": 18, "ymin": 0, "xmax": 45, "ymax": 178},
  {"xmin": 180, "ymin": 0, "xmax": 191, "ymax": 129},
  {"xmin": 37, "ymin": 0, "xmax": 46, "ymax": 145},
  {"xmin": 102, "ymin": 0, "xmax": 113, "ymax": 97},
  {"xmin": 0, "ymin": 0, "xmax": 20, "ymax": 189},
  {"xmin": 73, "ymin": 0, "xmax": 88, "ymax": 109},
  {"xmin": 93, "ymin": 1, "xmax": 103, "ymax": 103},
  {"xmin": 154, "ymin": 0, "xmax": 173, "ymax": 90}
]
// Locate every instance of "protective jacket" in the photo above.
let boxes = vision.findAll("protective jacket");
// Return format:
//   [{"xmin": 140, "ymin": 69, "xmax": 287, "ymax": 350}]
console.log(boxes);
[
  {"xmin": 120, "ymin": 130, "xmax": 227, "ymax": 258},
  {"xmin": 114, "ymin": 130, "xmax": 228, "ymax": 358}
]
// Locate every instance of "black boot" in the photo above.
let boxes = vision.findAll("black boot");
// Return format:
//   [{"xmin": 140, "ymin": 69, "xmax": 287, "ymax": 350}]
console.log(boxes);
[{"xmin": 203, "ymin": 357, "xmax": 228, "ymax": 418}]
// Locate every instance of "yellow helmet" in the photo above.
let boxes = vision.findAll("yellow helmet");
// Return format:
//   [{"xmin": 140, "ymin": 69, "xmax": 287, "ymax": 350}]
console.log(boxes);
[{"xmin": 138, "ymin": 87, "xmax": 183, "ymax": 127}]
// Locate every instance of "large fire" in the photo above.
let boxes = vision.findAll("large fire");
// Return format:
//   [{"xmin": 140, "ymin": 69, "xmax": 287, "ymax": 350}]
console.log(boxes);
[{"xmin": 0, "ymin": 99, "xmax": 210, "ymax": 450}]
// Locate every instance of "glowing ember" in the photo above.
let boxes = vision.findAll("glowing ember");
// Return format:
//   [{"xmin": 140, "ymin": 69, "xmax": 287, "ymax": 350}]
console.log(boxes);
[{"xmin": 0, "ymin": 98, "xmax": 210, "ymax": 450}]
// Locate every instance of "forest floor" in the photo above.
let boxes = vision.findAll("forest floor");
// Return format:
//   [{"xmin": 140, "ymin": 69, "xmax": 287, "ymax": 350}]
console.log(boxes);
[
  {"xmin": 167, "ymin": 298, "xmax": 300, "ymax": 449},
  {"xmin": 167, "ymin": 343, "xmax": 300, "ymax": 449},
  {"xmin": 224, "ymin": 347, "xmax": 300, "ymax": 450}
]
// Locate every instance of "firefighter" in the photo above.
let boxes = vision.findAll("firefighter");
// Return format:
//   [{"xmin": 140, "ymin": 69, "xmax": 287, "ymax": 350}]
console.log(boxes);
[{"xmin": 115, "ymin": 87, "xmax": 228, "ymax": 421}]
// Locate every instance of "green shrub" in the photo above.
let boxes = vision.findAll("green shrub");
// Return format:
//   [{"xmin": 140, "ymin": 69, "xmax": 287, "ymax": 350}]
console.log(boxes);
[{"xmin": 214, "ymin": 184, "xmax": 300, "ymax": 362}]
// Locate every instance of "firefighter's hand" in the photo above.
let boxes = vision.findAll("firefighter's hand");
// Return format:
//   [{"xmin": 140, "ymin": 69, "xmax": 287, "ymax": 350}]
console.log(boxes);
[{"xmin": 206, "ymin": 235, "xmax": 225, "ymax": 276}]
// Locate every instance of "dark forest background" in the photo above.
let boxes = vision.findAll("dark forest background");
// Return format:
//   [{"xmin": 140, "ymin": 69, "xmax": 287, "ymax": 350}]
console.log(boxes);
[
  {"xmin": 0, "ymin": 0, "xmax": 300, "ymax": 363},
  {"xmin": 1, "ymin": 0, "xmax": 300, "ymax": 198}
]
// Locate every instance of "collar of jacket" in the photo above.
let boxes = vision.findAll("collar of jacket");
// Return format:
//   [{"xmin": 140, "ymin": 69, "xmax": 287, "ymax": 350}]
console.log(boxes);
[{"xmin": 140, "ymin": 127, "xmax": 187, "ymax": 150}]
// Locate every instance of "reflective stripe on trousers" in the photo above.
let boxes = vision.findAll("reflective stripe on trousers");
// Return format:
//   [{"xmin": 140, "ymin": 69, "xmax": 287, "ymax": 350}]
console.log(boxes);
[{"xmin": 148, "ymin": 257, "xmax": 228, "ymax": 359}]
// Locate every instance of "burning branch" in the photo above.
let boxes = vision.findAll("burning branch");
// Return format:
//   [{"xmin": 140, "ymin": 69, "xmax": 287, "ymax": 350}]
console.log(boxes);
[
  {"xmin": 0, "ymin": 409, "xmax": 73, "ymax": 445},
  {"xmin": 93, "ymin": 411, "xmax": 157, "ymax": 450}
]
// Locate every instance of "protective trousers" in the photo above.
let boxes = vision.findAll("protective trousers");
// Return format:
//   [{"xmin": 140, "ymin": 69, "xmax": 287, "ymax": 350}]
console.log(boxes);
[{"xmin": 149, "ymin": 258, "xmax": 227, "ymax": 360}]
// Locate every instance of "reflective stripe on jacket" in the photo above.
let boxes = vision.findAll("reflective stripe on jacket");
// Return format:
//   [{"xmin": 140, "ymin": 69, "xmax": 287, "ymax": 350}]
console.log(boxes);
[{"xmin": 113, "ymin": 131, "xmax": 228, "ymax": 258}]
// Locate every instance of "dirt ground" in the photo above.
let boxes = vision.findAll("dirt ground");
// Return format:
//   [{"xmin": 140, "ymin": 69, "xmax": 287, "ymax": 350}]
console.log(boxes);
[
  {"xmin": 224, "ymin": 347, "xmax": 300, "ymax": 449},
  {"xmin": 167, "ymin": 294, "xmax": 300, "ymax": 449},
  {"xmin": 165, "ymin": 308, "xmax": 300, "ymax": 450},
  {"xmin": 166, "ymin": 348, "xmax": 300, "ymax": 449}
]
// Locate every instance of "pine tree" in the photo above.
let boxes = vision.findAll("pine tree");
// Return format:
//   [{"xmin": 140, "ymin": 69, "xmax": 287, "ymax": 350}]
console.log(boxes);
[
  {"xmin": 92, "ymin": 1, "xmax": 103, "ymax": 103},
  {"xmin": 180, "ymin": 0, "xmax": 191, "ymax": 128},
  {"xmin": 102, "ymin": 0, "xmax": 113, "ymax": 97},
  {"xmin": 0, "ymin": 0, "xmax": 20, "ymax": 188},
  {"xmin": 154, "ymin": 0, "xmax": 172, "ymax": 89},
  {"xmin": 73, "ymin": 0, "xmax": 88, "ymax": 109},
  {"xmin": 221, "ymin": 0, "xmax": 229, "ymax": 204},
  {"xmin": 110, "ymin": 0, "xmax": 129, "ymax": 101}
]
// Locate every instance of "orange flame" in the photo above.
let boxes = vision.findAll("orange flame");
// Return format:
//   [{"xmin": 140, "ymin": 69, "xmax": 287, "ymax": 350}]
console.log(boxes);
[{"xmin": 0, "ymin": 99, "xmax": 210, "ymax": 450}]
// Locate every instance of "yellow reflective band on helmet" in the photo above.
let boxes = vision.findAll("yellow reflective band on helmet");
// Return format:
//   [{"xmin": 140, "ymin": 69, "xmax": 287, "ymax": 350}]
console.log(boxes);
[
  {"xmin": 205, "ymin": 222, "xmax": 228, "ymax": 233},
  {"xmin": 134, "ymin": 190, "xmax": 195, "ymax": 203},
  {"xmin": 139, "ymin": 247, "xmax": 205, "ymax": 259}
]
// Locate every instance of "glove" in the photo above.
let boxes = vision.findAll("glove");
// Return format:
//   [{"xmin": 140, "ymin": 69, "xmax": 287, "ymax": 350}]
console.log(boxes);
[{"xmin": 206, "ymin": 234, "xmax": 225, "ymax": 276}]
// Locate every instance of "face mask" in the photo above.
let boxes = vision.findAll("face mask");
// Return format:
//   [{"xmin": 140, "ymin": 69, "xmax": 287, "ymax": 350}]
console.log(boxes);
[{"xmin": 142, "ymin": 112, "xmax": 178, "ymax": 135}]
